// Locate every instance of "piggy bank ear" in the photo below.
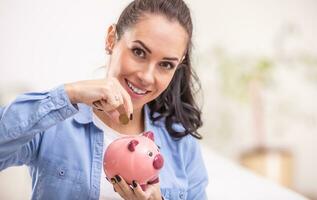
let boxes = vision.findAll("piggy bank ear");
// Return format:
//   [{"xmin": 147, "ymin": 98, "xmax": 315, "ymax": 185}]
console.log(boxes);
[
  {"xmin": 128, "ymin": 140, "xmax": 139, "ymax": 152},
  {"xmin": 142, "ymin": 131, "xmax": 154, "ymax": 141}
]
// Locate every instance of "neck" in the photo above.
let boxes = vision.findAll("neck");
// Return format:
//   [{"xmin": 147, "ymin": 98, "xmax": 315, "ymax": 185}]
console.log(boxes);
[{"xmin": 93, "ymin": 107, "xmax": 144, "ymax": 135}]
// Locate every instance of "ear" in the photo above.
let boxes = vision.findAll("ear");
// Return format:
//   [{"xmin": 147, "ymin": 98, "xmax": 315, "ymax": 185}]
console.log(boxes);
[
  {"xmin": 105, "ymin": 24, "xmax": 117, "ymax": 53},
  {"xmin": 142, "ymin": 131, "xmax": 154, "ymax": 141},
  {"xmin": 128, "ymin": 139, "xmax": 139, "ymax": 152}
]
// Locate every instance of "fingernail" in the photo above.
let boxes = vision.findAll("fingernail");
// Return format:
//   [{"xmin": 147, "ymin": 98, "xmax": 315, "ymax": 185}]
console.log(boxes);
[
  {"xmin": 130, "ymin": 113, "xmax": 133, "ymax": 120},
  {"xmin": 115, "ymin": 175, "xmax": 121, "ymax": 182},
  {"xmin": 111, "ymin": 178, "xmax": 116, "ymax": 184},
  {"xmin": 132, "ymin": 180, "xmax": 138, "ymax": 188}
]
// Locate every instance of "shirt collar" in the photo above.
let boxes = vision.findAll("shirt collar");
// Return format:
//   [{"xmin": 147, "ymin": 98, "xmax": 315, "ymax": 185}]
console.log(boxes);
[{"xmin": 73, "ymin": 103, "xmax": 93, "ymax": 124}]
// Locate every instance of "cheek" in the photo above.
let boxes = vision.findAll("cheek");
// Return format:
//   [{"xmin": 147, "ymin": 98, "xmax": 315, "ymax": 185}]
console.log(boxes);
[
  {"xmin": 153, "ymin": 73, "xmax": 176, "ymax": 96},
  {"xmin": 119, "ymin": 49, "xmax": 146, "ymax": 75},
  {"xmin": 158, "ymin": 77, "xmax": 172, "ymax": 91},
  {"xmin": 120, "ymin": 59, "xmax": 137, "ymax": 75},
  {"xmin": 110, "ymin": 50, "xmax": 135, "ymax": 77}
]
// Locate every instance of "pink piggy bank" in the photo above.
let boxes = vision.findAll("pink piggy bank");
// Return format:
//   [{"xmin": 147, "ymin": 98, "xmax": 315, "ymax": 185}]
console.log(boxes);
[{"xmin": 103, "ymin": 131, "xmax": 164, "ymax": 187}]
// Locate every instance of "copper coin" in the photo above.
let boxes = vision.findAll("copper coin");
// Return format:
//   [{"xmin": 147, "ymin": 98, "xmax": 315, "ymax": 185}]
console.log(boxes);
[{"xmin": 119, "ymin": 113, "xmax": 129, "ymax": 125}]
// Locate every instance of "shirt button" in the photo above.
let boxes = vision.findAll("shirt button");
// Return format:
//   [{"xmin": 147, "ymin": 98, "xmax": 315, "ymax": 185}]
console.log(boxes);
[
  {"xmin": 57, "ymin": 98, "xmax": 65, "ymax": 105},
  {"xmin": 179, "ymin": 192, "xmax": 184, "ymax": 199},
  {"xmin": 47, "ymin": 102, "xmax": 54, "ymax": 109},
  {"xmin": 66, "ymin": 108, "xmax": 73, "ymax": 115},
  {"xmin": 59, "ymin": 170, "xmax": 65, "ymax": 176}
]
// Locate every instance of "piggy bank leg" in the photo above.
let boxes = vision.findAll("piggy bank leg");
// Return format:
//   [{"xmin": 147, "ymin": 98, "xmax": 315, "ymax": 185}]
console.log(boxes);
[
  {"xmin": 140, "ymin": 184, "xmax": 148, "ymax": 191},
  {"xmin": 147, "ymin": 177, "xmax": 159, "ymax": 185}
]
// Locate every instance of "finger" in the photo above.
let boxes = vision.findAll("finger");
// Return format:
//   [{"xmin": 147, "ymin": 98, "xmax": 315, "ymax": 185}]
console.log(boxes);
[
  {"xmin": 106, "ymin": 94, "xmax": 122, "ymax": 110},
  {"xmin": 144, "ymin": 182, "xmax": 162, "ymax": 200},
  {"xmin": 118, "ymin": 85, "xmax": 133, "ymax": 119},
  {"xmin": 131, "ymin": 180, "xmax": 147, "ymax": 199},
  {"xmin": 111, "ymin": 177, "xmax": 126, "ymax": 199},
  {"xmin": 115, "ymin": 175, "xmax": 134, "ymax": 194},
  {"xmin": 92, "ymin": 100, "xmax": 103, "ymax": 111},
  {"xmin": 107, "ymin": 109, "xmax": 121, "ymax": 124},
  {"xmin": 104, "ymin": 89, "xmax": 131, "ymax": 125},
  {"xmin": 113, "ymin": 184, "xmax": 126, "ymax": 199},
  {"xmin": 98, "ymin": 100, "xmax": 122, "ymax": 123},
  {"xmin": 100, "ymin": 93, "xmax": 122, "ymax": 112},
  {"xmin": 113, "ymin": 175, "xmax": 135, "ymax": 199},
  {"xmin": 111, "ymin": 178, "xmax": 126, "ymax": 199},
  {"xmin": 104, "ymin": 77, "xmax": 133, "ymax": 117},
  {"xmin": 115, "ymin": 93, "xmax": 124, "ymax": 105}
]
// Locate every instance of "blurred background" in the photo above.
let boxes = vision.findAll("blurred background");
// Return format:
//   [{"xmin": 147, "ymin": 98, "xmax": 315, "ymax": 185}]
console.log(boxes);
[{"xmin": 0, "ymin": 0, "xmax": 316, "ymax": 199}]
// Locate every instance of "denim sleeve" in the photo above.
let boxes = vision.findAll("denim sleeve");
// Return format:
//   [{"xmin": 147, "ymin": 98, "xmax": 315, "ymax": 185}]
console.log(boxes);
[
  {"xmin": 185, "ymin": 136, "xmax": 209, "ymax": 199},
  {"xmin": 0, "ymin": 85, "xmax": 78, "ymax": 170}
]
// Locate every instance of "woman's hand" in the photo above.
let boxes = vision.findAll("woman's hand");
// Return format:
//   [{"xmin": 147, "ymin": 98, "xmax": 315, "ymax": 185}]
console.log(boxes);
[
  {"xmin": 111, "ymin": 175, "xmax": 162, "ymax": 200},
  {"xmin": 64, "ymin": 78, "xmax": 133, "ymax": 119}
]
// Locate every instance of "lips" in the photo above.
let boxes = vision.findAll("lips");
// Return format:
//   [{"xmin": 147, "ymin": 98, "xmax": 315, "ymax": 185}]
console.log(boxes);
[{"xmin": 125, "ymin": 79, "xmax": 150, "ymax": 96}]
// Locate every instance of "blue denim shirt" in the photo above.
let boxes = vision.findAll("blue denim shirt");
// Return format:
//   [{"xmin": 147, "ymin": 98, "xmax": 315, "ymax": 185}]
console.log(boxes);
[{"xmin": 0, "ymin": 85, "xmax": 208, "ymax": 200}]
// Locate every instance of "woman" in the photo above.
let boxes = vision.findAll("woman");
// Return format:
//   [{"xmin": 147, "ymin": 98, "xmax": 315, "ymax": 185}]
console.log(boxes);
[{"xmin": 0, "ymin": 0, "xmax": 208, "ymax": 199}]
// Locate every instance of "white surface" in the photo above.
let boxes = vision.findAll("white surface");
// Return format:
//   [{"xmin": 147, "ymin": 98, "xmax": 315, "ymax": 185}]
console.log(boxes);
[{"xmin": 202, "ymin": 145, "xmax": 309, "ymax": 200}]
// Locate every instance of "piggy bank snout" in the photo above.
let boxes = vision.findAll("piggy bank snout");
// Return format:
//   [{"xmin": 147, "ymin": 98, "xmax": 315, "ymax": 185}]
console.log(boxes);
[{"xmin": 153, "ymin": 154, "xmax": 164, "ymax": 170}]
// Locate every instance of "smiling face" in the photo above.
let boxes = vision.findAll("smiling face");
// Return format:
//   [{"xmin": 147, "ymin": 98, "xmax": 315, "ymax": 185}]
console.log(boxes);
[{"xmin": 106, "ymin": 14, "xmax": 188, "ymax": 111}]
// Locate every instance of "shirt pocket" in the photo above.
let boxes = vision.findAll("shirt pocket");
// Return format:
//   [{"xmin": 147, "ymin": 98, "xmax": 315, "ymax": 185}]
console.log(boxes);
[
  {"xmin": 33, "ymin": 158, "xmax": 86, "ymax": 200},
  {"xmin": 161, "ymin": 188, "xmax": 187, "ymax": 200}
]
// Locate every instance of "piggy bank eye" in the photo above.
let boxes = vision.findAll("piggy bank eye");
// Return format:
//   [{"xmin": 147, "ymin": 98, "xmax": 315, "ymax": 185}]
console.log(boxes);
[{"xmin": 147, "ymin": 151, "xmax": 153, "ymax": 157}]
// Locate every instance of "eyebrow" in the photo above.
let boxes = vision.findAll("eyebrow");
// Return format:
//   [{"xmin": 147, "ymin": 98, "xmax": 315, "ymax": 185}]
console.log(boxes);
[
  {"xmin": 133, "ymin": 40, "xmax": 152, "ymax": 54},
  {"xmin": 162, "ymin": 57, "xmax": 179, "ymax": 61},
  {"xmin": 133, "ymin": 40, "xmax": 180, "ymax": 62}
]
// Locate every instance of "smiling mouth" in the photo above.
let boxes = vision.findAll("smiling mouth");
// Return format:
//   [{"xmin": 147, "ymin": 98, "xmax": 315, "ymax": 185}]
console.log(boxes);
[{"xmin": 125, "ymin": 79, "xmax": 150, "ymax": 95}]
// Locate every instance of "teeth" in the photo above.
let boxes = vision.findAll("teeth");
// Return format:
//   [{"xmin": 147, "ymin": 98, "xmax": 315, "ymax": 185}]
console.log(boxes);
[{"xmin": 127, "ymin": 81, "xmax": 147, "ymax": 95}]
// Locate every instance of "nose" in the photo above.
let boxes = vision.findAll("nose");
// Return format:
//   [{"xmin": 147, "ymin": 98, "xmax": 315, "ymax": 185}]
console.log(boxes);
[
  {"xmin": 137, "ymin": 64, "xmax": 155, "ymax": 86},
  {"xmin": 153, "ymin": 154, "xmax": 164, "ymax": 170}
]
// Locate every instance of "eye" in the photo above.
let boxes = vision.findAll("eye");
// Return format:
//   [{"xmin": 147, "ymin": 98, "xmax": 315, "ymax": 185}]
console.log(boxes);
[
  {"xmin": 159, "ymin": 61, "xmax": 175, "ymax": 70},
  {"xmin": 147, "ymin": 151, "xmax": 153, "ymax": 157},
  {"xmin": 132, "ymin": 47, "xmax": 146, "ymax": 58}
]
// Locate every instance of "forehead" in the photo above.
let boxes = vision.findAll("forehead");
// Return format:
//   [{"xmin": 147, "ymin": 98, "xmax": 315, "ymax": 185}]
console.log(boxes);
[{"xmin": 122, "ymin": 14, "xmax": 188, "ymax": 58}]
